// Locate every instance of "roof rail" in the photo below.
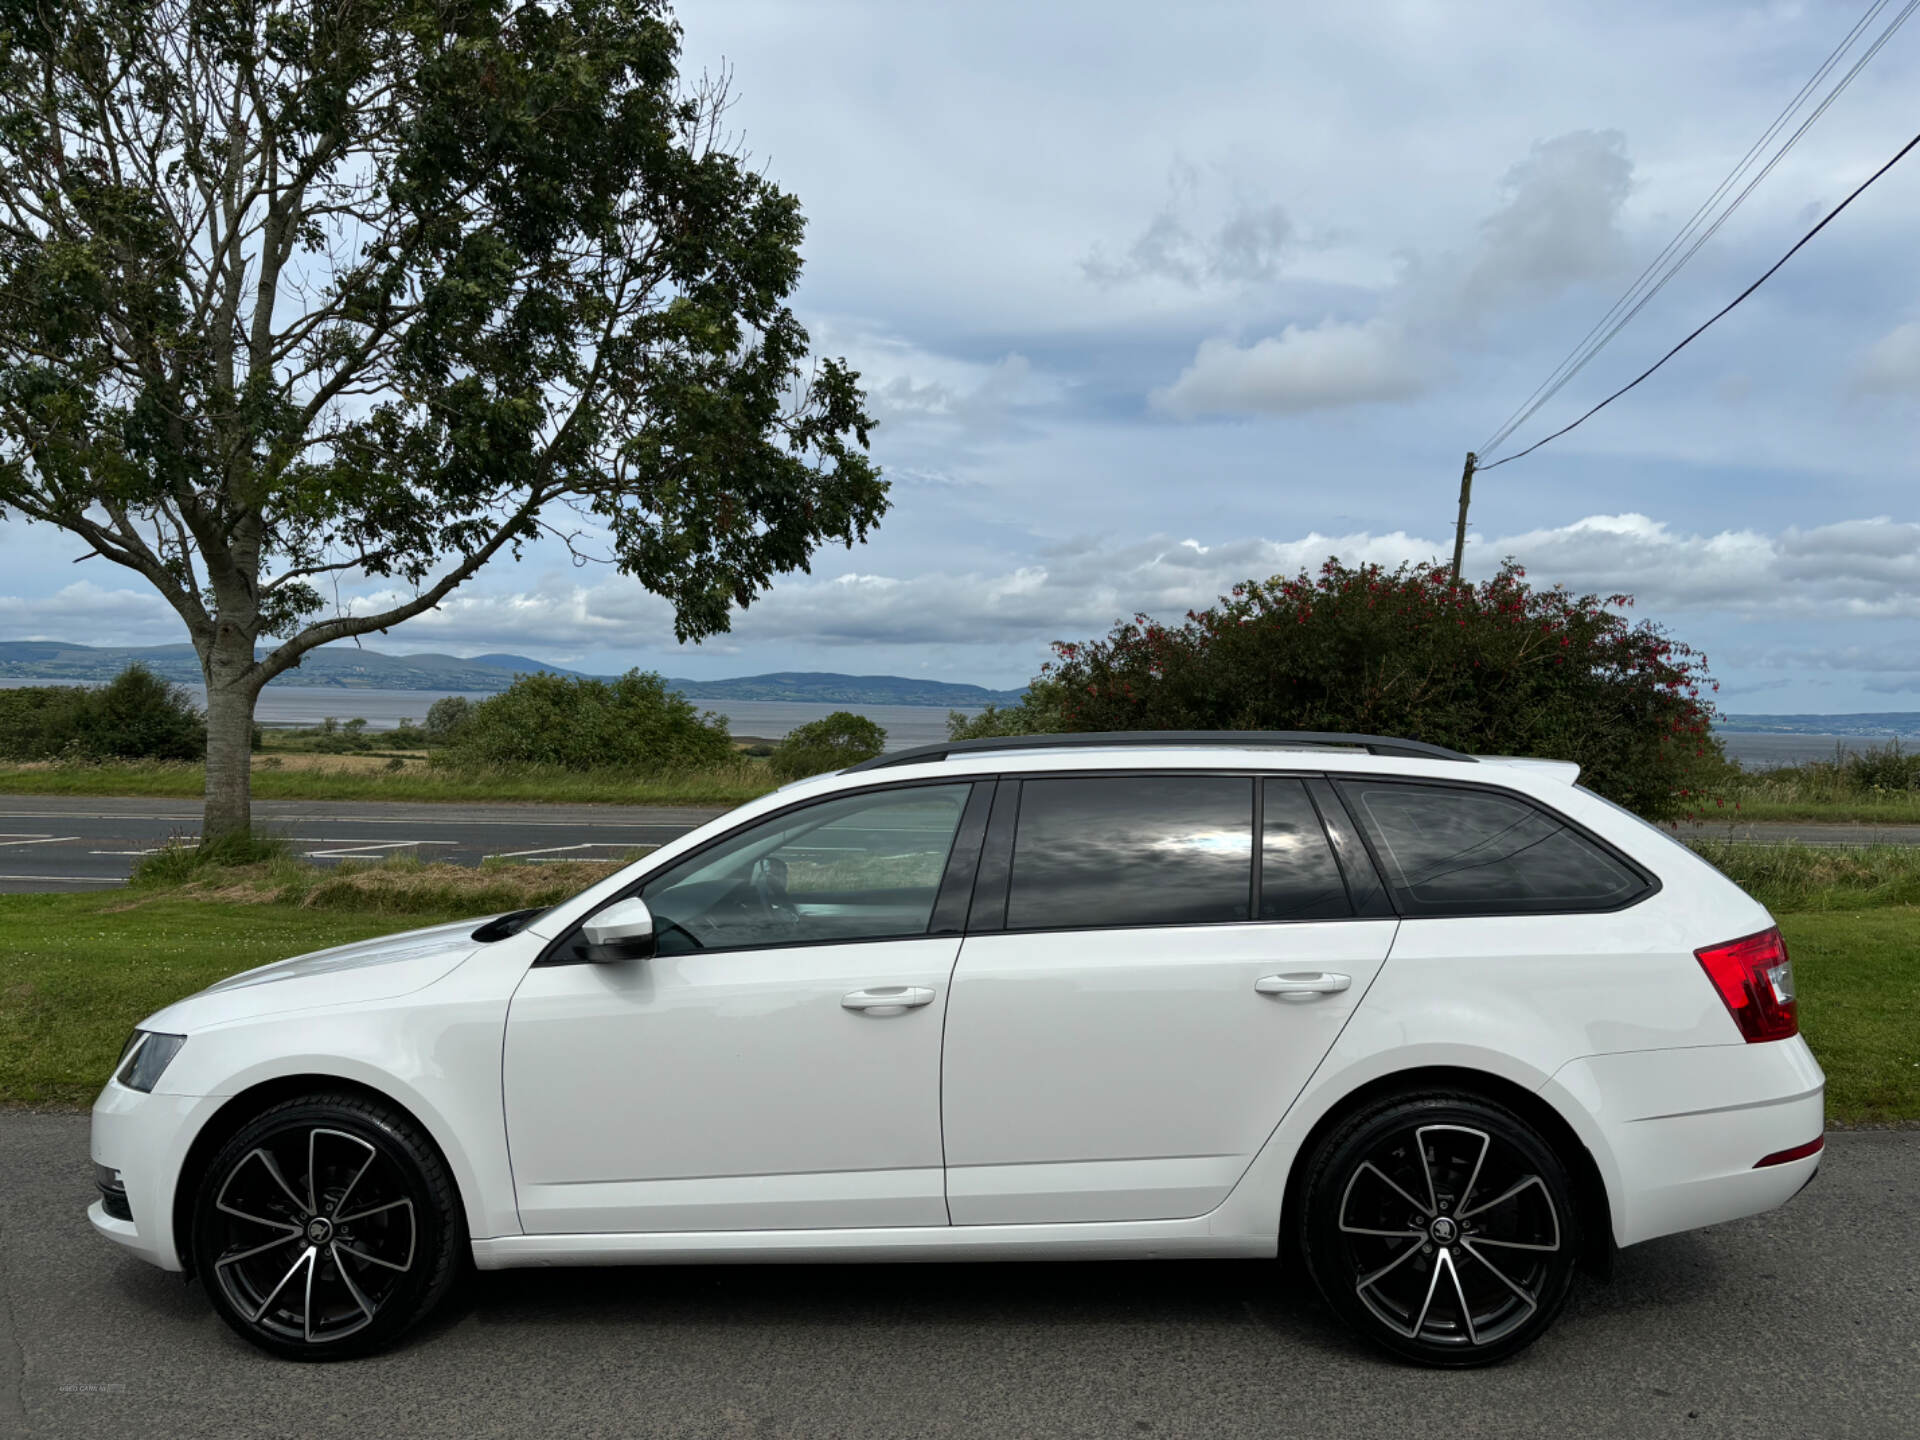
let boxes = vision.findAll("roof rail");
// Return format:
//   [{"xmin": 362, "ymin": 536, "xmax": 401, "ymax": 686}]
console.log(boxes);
[{"xmin": 844, "ymin": 729, "xmax": 1477, "ymax": 773}]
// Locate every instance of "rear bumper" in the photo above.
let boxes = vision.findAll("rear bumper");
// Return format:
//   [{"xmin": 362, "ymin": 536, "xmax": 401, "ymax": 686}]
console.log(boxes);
[{"xmin": 1546, "ymin": 1036, "xmax": 1825, "ymax": 1248}]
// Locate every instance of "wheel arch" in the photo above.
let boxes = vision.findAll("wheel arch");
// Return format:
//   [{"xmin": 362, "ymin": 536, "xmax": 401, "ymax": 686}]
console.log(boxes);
[
  {"xmin": 171, "ymin": 1073, "xmax": 471, "ymax": 1272},
  {"xmin": 1278, "ymin": 1065, "xmax": 1616, "ymax": 1276}
]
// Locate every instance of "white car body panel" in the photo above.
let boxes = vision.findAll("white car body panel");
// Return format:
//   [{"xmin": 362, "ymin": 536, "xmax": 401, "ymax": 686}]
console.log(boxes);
[
  {"xmin": 87, "ymin": 745, "xmax": 1825, "ymax": 1295},
  {"xmin": 503, "ymin": 937, "xmax": 959, "ymax": 1233},
  {"xmin": 942, "ymin": 920, "xmax": 1396, "ymax": 1223}
]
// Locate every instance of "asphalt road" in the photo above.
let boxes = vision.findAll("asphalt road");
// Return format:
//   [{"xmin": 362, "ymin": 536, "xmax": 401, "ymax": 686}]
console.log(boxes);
[
  {"xmin": 0, "ymin": 1115, "xmax": 1913, "ymax": 1439},
  {"xmin": 0, "ymin": 796, "xmax": 732, "ymax": 893},
  {"xmin": 2, "ymin": 793, "xmax": 1916, "ymax": 896}
]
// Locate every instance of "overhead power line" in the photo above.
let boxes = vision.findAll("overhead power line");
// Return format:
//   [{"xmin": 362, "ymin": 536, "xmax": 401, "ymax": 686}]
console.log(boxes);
[
  {"xmin": 1477, "ymin": 0, "xmax": 1918, "ymax": 461},
  {"xmin": 1477, "ymin": 126, "xmax": 1920, "ymax": 474}
]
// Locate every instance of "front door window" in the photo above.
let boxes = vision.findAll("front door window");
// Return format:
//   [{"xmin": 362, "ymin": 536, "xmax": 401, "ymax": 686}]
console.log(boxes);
[{"xmin": 643, "ymin": 783, "xmax": 974, "ymax": 953}]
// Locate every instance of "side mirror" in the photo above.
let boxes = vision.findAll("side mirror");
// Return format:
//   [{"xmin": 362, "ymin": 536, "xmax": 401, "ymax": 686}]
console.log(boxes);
[{"xmin": 580, "ymin": 897, "xmax": 655, "ymax": 963}]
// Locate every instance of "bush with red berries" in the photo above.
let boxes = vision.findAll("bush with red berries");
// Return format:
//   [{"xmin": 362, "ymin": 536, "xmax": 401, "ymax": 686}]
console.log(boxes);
[{"xmin": 957, "ymin": 559, "xmax": 1724, "ymax": 821}]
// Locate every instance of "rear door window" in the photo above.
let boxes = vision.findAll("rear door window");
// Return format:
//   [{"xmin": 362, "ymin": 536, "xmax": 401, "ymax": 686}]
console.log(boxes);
[
  {"xmin": 1006, "ymin": 776, "xmax": 1252, "ymax": 930},
  {"xmin": 1334, "ymin": 780, "xmax": 1649, "ymax": 916}
]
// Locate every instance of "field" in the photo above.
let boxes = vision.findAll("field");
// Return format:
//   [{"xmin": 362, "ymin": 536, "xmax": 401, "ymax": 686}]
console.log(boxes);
[
  {"xmin": 1718, "ymin": 742, "xmax": 1920, "ymax": 824},
  {"xmin": 5, "ymin": 732, "xmax": 1920, "ymax": 823},
  {"xmin": 1, "ymin": 845, "xmax": 1913, "ymax": 1122},
  {"xmin": 0, "ymin": 755, "xmax": 778, "ymax": 806}
]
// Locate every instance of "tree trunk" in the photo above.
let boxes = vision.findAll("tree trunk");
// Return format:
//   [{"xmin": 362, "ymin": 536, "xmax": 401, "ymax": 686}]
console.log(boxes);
[{"xmin": 202, "ymin": 631, "xmax": 259, "ymax": 843}]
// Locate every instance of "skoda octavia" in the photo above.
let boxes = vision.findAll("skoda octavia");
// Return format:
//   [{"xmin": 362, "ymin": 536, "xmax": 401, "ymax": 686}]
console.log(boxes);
[{"xmin": 89, "ymin": 731, "xmax": 1824, "ymax": 1365}]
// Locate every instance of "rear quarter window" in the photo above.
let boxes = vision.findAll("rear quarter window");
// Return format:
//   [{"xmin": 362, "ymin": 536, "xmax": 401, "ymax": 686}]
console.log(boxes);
[{"xmin": 1334, "ymin": 780, "xmax": 1652, "ymax": 917}]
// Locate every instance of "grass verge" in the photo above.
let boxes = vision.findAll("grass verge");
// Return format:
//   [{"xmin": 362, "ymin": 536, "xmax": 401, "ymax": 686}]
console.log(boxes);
[
  {"xmin": 130, "ymin": 848, "xmax": 634, "ymax": 914},
  {"xmin": 3, "ymin": 847, "xmax": 1914, "ymax": 1120},
  {"xmin": 1710, "ymin": 798, "xmax": 1920, "ymax": 825},
  {"xmin": 1777, "ymin": 910, "xmax": 1919, "ymax": 1128},
  {"xmin": 1685, "ymin": 840, "xmax": 1920, "ymax": 912},
  {"xmin": 0, "ymin": 758, "xmax": 774, "ymax": 807},
  {"xmin": 0, "ymin": 895, "xmax": 472, "ymax": 1107}
]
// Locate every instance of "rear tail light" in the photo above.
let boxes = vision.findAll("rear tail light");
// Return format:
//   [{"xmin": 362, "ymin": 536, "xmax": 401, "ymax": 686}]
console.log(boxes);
[{"xmin": 1694, "ymin": 927, "xmax": 1798, "ymax": 1043}]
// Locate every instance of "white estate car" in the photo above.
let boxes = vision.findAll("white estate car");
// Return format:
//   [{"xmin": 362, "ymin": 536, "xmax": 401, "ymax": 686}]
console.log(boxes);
[{"xmin": 89, "ymin": 731, "xmax": 1824, "ymax": 1366}]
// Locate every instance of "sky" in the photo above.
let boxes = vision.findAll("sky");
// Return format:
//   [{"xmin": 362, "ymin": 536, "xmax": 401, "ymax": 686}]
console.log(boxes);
[{"xmin": 3, "ymin": 0, "xmax": 1919, "ymax": 710}]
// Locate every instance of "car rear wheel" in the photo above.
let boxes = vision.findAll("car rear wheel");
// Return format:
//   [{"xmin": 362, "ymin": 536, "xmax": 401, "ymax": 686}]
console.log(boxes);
[
  {"xmin": 1299, "ymin": 1092, "xmax": 1582, "ymax": 1367},
  {"xmin": 191, "ymin": 1093, "xmax": 465, "ymax": 1360}
]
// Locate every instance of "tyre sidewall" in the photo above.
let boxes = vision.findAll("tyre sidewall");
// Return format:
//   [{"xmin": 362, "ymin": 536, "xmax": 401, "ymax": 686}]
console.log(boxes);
[
  {"xmin": 1300, "ymin": 1093, "xmax": 1582, "ymax": 1368},
  {"xmin": 192, "ymin": 1094, "xmax": 463, "ymax": 1362}
]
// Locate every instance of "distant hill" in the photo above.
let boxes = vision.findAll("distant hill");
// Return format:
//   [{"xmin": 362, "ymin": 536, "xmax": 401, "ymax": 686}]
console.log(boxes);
[
  {"xmin": 1719, "ymin": 713, "xmax": 1920, "ymax": 738},
  {"xmin": 0, "ymin": 640, "xmax": 593, "ymax": 691},
  {"xmin": 0, "ymin": 641, "xmax": 1023, "ymax": 708},
  {"xmin": 663, "ymin": 671, "xmax": 1025, "ymax": 707}
]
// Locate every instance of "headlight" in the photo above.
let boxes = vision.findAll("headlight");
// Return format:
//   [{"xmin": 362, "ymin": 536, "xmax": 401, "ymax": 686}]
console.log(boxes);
[{"xmin": 115, "ymin": 1031, "xmax": 186, "ymax": 1093}]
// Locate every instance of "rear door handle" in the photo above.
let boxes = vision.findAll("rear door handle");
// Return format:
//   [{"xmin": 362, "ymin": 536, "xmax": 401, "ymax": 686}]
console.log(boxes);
[
  {"xmin": 1255, "ymin": 972, "xmax": 1352, "ymax": 996},
  {"xmin": 842, "ymin": 986, "xmax": 936, "ymax": 1014}
]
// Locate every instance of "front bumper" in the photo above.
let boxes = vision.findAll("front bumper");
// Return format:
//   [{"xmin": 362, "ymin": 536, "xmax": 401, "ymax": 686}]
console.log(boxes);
[{"xmin": 89, "ymin": 1083, "xmax": 214, "ymax": 1273}]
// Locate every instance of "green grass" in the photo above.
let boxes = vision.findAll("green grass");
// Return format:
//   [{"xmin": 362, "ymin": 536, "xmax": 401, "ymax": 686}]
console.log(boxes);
[
  {"xmin": 2, "ymin": 863, "xmax": 1914, "ymax": 1120},
  {"xmin": 0, "ymin": 758, "xmax": 774, "ymax": 807},
  {"xmin": 1712, "ymin": 797, "xmax": 1920, "ymax": 824},
  {"xmin": 0, "ymin": 894, "xmax": 468, "ymax": 1107},
  {"xmin": 1686, "ymin": 841, "xmax": 1920, "ymax": 912},
  {"xmin": 1779, "ymin": 909, "xmax": 1920, "ymax": 1128}
]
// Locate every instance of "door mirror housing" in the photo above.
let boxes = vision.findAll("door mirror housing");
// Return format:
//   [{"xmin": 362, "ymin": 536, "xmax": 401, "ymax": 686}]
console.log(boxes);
[{"xmin": 580, "ymin": 897, "xmax": 655, "ymax": 963}]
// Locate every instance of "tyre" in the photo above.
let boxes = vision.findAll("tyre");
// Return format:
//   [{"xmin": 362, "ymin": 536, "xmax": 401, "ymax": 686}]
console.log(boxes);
[
  {"xmin": 1299, "ymin": 1092, "xmax": 1582, "ymax": 1367},
  {"xmin": 191, "ymin": 1092, "xmax": 465, "ymax": 1360}
]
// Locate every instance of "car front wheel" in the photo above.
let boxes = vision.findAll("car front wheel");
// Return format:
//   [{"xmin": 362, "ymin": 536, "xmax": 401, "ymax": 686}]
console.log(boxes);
[
  {"xmin": 1299, "ymin": 1092, "xmax": 1582, "ymax": 1367},
  {"xmin": 191, "ymin": 1092, "xmax": 465, "ymax": 1360}
]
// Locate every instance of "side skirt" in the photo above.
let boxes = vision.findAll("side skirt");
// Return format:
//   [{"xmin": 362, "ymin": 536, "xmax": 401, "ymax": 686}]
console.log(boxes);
[{"xmin": 471, "ymin": 1218, "xmax": 1277, "ymax": 1270}]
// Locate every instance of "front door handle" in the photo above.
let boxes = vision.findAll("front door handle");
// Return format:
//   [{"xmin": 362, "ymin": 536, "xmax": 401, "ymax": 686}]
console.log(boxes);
[
  {"xmin": 1255, "ymin": 972, "xmax": 1352, "ymax": 996},
  {"xmin": 841, "ymin": 986, "xmax": 936, "ymax": 1014}
]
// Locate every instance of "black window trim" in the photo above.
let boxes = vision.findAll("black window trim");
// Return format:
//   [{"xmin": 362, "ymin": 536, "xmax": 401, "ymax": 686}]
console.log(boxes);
[
  {"xmin": 534, "ymin": 775, "xmax": 989, "ymax": 965},
  {"xmin": 1291, "ymin": 776, "xmax": 1394, "ymax": 920},
  {"xmin": 537, "ymin": 765, "xmax": 1660, "ymax": 964},
  {"xmin": 1327, "ymin": 773, "xmax": 1661, "ymax": 919}
]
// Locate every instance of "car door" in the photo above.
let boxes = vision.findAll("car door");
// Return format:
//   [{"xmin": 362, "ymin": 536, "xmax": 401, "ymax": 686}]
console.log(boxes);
[
  {"xmin": 503, "ymin": 779, "xmax": 988, "ymax": 1235},
  {"xmin": 941, "ymin": 773, "xmax": 1398, "ymax": 1225}
]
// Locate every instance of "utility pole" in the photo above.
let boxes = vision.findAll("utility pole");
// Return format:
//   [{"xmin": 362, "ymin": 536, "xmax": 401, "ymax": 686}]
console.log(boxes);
[{"xmin": 1449, "ymin": 451, "xmax": 1476, "ymax": 586}]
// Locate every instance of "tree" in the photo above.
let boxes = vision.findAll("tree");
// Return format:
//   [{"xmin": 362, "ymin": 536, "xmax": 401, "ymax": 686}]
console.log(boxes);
[
  {"xmin": 961, "ymin": 559, "xmax": 1724, "ymax": 821},
  {"xmin": 768, "ymin": 709, "xmax": 885, "ymax": 780},
  {"xmin": 0, "ymin": 1, "xmax": 883, "ymax": 837},
  {"xmin": 422, "ymin": 694, "xmax": 474, "ymax": 747}
]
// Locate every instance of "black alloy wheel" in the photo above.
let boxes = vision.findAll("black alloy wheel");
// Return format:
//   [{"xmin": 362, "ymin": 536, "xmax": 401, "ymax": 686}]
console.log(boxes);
[
  {"xmin": 192, "ymin": 1093, "xmax": 464, "ymax": 1360},
  {"xmin": 1300, "ymin": 1093, "xmax": 1582, "ymax": 1366}
]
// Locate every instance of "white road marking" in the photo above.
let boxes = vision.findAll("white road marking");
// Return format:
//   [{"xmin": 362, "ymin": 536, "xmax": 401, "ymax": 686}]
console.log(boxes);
[
  {"xmin": 0, "ymin": 835, "xmax": 81, "ymax": 847},
  {"xmin": 0, "ymin": 874, "xmax": 123, "ymax": 883},
  {"xmin": 481, "ymin": 843, "xmax": 639, "ymax": 862},
  {"xmin": 298, "ymin": 839, "xmax": 460, "ymax": 860}
]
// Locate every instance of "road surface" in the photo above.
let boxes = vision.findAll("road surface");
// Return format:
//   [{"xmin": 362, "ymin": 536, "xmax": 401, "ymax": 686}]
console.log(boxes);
[
  {"xmin": 0, "ymin": 795, "xmax": 730, "ymax": 893},
  {"xmin": 0, "ymin": 1114, "xmax": 1912, "ymax": 1439},
  {"xmin": 2, "ymin": 793, "xmax": 1915, "ymax": 894}
]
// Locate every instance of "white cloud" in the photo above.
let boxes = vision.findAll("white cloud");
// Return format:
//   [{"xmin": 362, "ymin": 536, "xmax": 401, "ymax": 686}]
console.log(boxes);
[
  {"xmin": 1458, "ymin": 130, "xmax": 1633, "ymax": 314},
  {"xmin": 1149, "ymin": 129, "xmax": 1635, "ymax": 419},
  {"xmin": 1853, "ymin": 321, "xmax": 1920, "ymax": 395},
  {"xmin": 8, "ymin": 516, "xmax": 1919, "ymax": 711},
  {"xmin": 0, "ymin": 580, "xmax": 182, "ymax": 643},
  {"xmin": 279, "ymin": 513, "xmax": 1920, "ymax": 656},
  {"xmin": 1150, "ymin": 320, "xmax": 1428, "ymax": 416}
]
